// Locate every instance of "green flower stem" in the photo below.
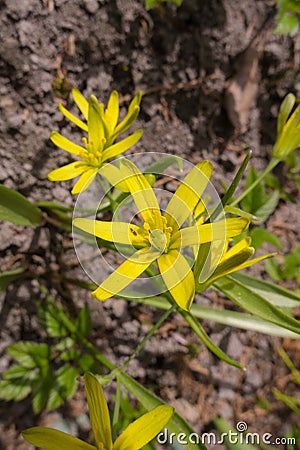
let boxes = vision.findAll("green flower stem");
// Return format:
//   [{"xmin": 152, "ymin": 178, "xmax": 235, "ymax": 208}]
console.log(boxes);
[
  {"xmin": 97, "ymin": 174, "xmax": 119, "ymax": 214},
  {"xmin": 208, "ymin": 150, "xmax": 252, "ymax": 222},
  {"xmin": 231, "ymin": 157, "xmax": 279, "ymax": 207}
]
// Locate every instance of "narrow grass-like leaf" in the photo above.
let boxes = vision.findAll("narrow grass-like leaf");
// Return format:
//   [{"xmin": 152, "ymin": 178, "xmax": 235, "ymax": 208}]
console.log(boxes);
[
  {"xmin": 210, "ymin": 151, "xmax": 252, "ymax": 221},
  {"xmin": 214, "ymin": 275, "xmax": 300, "ymax": 335},
  {"xmin": 0, "ymin": 184, "xmax": 42, "ymax": 226},
  {"xmin": 0, "ymin": 267, "xmax": 25, "ymax": 293},
  {"xmin": 229, "ymin": 272, "xmax": 300, "ymax": 307},
  {"xmin": 125, "ymin": 295, "xmax": 300, "ymax": 338}
]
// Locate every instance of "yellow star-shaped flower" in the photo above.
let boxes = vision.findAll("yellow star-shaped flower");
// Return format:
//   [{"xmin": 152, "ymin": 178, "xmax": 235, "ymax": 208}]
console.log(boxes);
[
  {"xmin": 74, "ymin": 159, "xmax": 249, "ymax": 311},
  {"xmin": 48, "ymin": 90, "xmax": 142, "ymax": 194}
]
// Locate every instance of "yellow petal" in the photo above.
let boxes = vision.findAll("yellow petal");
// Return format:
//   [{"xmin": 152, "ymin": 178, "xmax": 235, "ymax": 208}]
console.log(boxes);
[
  {"xmin": 99, "ymin": 163, "xmax": 130, "ymax": 192},
  {"xmin": 111, "ymin": 105, "xmax": 140, "ymax": 140},
  {"xmin": 106, "ymin": 90, "xmax": 119, "ymax": 131},
  {"xmin": 92, "ymin": 247, "xmax": 159, "ymax": 301},
  {"xmin": 48, "ymin": 161, "xmax": 88, "ymax": 181},
  {"xmin": 22, "ymin": 427, "xmax": 96, "ymax": 450},
  {"xmin": 157, "ymin": 250, "xmax": 195, "ymax": 311},
  {"xmin": 102, "ymin": 130, "xmax": 143, "ymax": 162},
  {"xmin": 113, "ymin": 405, "xmax": 173, "ymax": 450},
  {"xmin": 165, "ymin": 161, "xmax": 213, "ymax": 230},
  {"xmin": 84, "ymin": 373, "xmax": 113, "ymax": 450},
  {"xmin": 88, "ymin": 96, "xmax": 104, "ymax": 151},
  {"xmin": 72, "ymin": 168, "xmax": 98, "ymax": 194},
  {"xmin": 128, "ymin": 90, "xmax": 142, "ymax": 113},
  {"xmin": 72, "ymin": 88, "xmax": 89, "ymax": 120},
  {"xmin": 172, "ymin": 218, "xmax": 249, "ymax": 247},
  {"xmin": 73, "ymin": 218, "xmax": 148, "ymax": 247},
  {"xmin": 59, "ymin": 103, "xmax": 88, "ymax": 131},
  {"xmin": 119, "ymin": 159, "xmax": 163, "ymax": 229},
  {"xmin": 227, "ymin": 252, "xmax": 275, "ymax": 273},
  {"xmin": 220, "ymin": 237, "xmax": 252, "ymax": 263},
  {"xmin": 50, "ymin": 131, "xmax": 84, "ymax": 156}
]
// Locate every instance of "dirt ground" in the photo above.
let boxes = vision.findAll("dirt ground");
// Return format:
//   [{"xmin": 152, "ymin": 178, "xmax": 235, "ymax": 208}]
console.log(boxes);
[{"xmin": 0, "ymin": 0, "xmax": 300, "ymax": 449}]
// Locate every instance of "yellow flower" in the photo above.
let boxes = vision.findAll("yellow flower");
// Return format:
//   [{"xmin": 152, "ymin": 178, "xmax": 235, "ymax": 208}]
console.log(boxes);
[
  {"xmin": 48, "ymin": 89, "xmax": 142, "ymax": 194},
  {"xmin": 196, "ymin": 236, "xmax": 275, "ymax": 292},
  {"xmin": 22, "ymin": 372, "xmax": 174, "ymax": 450},
  {"xmin": 74, "ymin": 159, "xmax": 249, "ymax": 311}
]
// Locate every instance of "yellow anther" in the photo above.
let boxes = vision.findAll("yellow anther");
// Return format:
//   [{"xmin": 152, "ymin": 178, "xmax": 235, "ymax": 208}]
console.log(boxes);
[
  {"xmin": 82, "ymin": 137, "xmax": 87, "ymax": 145},
  {"xmin": 165, "ymin": 226, "xmax": 172, "ymax": 233},
  {"xmin": 161, "ymin": 216, "xmax": 167, "ymax": 225},
  {"xmin": 144, "ymin": 222, "xmax": 151, "ymax": 232},
  {"xmin": 96, "ymin": 151, "xmax": 102, "ymax": 158}
]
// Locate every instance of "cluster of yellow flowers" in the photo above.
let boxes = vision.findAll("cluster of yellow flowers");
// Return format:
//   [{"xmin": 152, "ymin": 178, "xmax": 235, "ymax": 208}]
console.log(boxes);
[
  {"xmin": 22, "ymin": 89, "xmax": 274, "ymax": 450},
  {"xmin": 48, "ymin": 88, "xmax": 270, "ymax": 312}
]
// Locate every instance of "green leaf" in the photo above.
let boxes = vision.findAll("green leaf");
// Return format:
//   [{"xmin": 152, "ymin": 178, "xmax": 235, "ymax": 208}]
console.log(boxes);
[
  {"xmin": 3, "ymin": 365, "xmax": 34, "ymax": 381},
  {"xmin": 55, "ymin": 337, "xmax": 75, "ymax": 352},
  {"xmin": 129, "ymin": 295, "xmax": 300, "ymax": 338},
  {"xmin": 60, "ymin": 349, "xmax": 81, "ymax": 361},
  {"xmin": 283, "ymin": 244, "xmax": 300, "ymax": 279},
  {"xmin": 76, "ymin": 304, "xmax": 92, "ymax": 338},
  {"xmin": 32, "ymin": 365, "xmax": 54, "ymax": 413},
  {"xmin": 46, "ymin": 365, "xmax": 78, "ymax": 411},
  {"xmin": 230, "ymin": 272, "xmax": 300, "ymax": 308},
  {"xmin": 38, "ymin": 301, "xmax": 69, "ymax": 338},
  {"xmin": 214, "ymin": 150, "xmax": 252, "ymax": 219},
  {"xmin": 7, "ymin": 342, "xmax": 50, "ymax": 369},
  {"xmin": 214, "ymin": 275, "xmax": 300, "ymax": 335},
  {"xmin": 249, "ymin": 228, "xmax": 282, "ymax": 250},
  {"xmin": 79, "ymin": 354, "xmax": 95, "ymax": 371},
  {"xmin": 0, "ymin": 184, "xmax": 43, "ymax": 226},
  {"xmin": 273, "ymin": 389, "xmax": 300, "ymax": 415},
  {"xmin": 145, "ymin": 155, "xmax": 183, "ymax": 175},
  {"xmin": 241, "ymin": 166, "xmax": 266, "ymax": 214},
  {"xmin": 0, "ymin": 365, "xmax": 36, "ymax": 402},
  {"xmin": 264, "ymin": 258, "xmax": 282, "ymax": 281},
  {"xmin": 254, "ymin": 190, "xmax": 279, "ymax": 223},
  {"xmin": 115, "ymin": 372, "xmax": 208, "ymax": 450},
  {"xmin": 0, "ymin": 379, "xmax": 32, "ymax": 402},
  {"xmin": 275, "ymin": 13, "xmax": 299, "ymax": 35},
  {"xmin": 0, "ymin": 267, "xmax": 25, "ymax": 293},
  {"xmin": 0, "ymin": 364, "xmax": 39, "ymax": 402}
]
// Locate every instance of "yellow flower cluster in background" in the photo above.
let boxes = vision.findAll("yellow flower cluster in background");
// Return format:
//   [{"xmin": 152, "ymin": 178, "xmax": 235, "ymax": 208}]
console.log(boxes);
[{"xmin": 49, "ymin": 89, "xmax": 142, "ymax": 193}]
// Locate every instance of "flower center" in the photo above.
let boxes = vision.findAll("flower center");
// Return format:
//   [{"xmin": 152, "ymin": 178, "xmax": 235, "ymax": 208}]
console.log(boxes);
[
  {"xmin": 79, "ymin": 137, "xmax": 106, "ymax": 166},
  {"xmin": 149, "ymin": 229, "xmax": 167, "ymax": 253}
]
